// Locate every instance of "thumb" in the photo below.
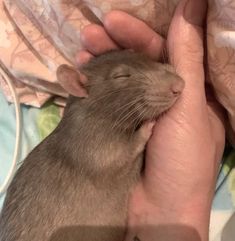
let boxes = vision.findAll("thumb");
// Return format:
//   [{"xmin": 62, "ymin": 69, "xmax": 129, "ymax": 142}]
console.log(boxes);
[
  {"xmin": 168, "ymin": 0, "xmax": 207, "ymax": 98},
  {"xmin": 142, "ymin": 0, "xmax": 209, "ymax": 186}
]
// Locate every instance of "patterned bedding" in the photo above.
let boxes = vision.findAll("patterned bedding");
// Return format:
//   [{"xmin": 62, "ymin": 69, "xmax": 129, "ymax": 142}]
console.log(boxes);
[{"xmin": 1, "ymin": 0, "xmax": 235, "ymax": 240}]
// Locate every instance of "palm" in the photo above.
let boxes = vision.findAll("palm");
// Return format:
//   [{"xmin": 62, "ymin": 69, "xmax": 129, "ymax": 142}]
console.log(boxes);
[{"xmin": 128, "ymin": 100, "xmax": 225, "ymax": 218}]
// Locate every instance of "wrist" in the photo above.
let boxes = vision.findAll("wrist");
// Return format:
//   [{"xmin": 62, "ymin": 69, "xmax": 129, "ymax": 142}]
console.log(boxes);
[
  {"xmin": 127, "ymin": 184, "xmax": 213, "ymax": 241},
  {"xmin": 127, "ymin": 205, "xmax": 210, "ymax": 241}
]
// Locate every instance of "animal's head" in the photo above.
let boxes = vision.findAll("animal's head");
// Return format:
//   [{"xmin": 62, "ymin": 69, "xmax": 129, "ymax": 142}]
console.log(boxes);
[{"xmin": 57, "ymin": 51, "xmax": 184, "ymax": 130}]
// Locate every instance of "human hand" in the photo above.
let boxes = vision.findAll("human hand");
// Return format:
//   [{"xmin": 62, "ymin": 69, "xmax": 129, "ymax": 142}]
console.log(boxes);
[{"xmin": 61, "ymin": 0, "xmax": 225, "ymax": 240}]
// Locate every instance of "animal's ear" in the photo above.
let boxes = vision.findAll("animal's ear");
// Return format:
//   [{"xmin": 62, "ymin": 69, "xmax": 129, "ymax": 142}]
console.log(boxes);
[{"xmin": 56, "ymin": 64, "xmax": 88, "ymax": 98}]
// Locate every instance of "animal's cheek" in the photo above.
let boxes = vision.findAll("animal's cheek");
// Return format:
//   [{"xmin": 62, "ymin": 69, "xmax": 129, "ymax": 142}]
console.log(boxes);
[{"xmin": 109, "ymin": 80, "xmax": 130, "ymax": 91}]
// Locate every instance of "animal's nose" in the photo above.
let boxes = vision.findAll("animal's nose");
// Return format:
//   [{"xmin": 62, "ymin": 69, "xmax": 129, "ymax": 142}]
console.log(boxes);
[{"xmin": 171, "ymin": 79, "xmax": 185, "ymax": 96}]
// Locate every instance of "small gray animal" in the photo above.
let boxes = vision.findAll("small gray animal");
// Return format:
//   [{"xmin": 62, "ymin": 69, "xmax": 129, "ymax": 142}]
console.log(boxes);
[{"xmin": 0, "ymin": 50, "xmax": 184, "ymax": 241}]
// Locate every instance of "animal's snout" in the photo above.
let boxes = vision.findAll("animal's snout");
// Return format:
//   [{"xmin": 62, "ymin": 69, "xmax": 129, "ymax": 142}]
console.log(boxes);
[{"xmin": 170, "ymin": 78, "xmax": 185, "ymax": 96}]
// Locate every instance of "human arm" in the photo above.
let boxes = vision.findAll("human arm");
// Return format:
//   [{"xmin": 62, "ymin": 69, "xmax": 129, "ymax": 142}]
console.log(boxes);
[{"xmin": 62, "ymin": 1, "xmax": 225, "ymax": 240}]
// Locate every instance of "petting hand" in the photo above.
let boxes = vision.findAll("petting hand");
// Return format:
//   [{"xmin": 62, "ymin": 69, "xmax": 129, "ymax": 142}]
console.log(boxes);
[{"xmin": 60, "ymin": 0, "xmax": 226, "ymax": 240}]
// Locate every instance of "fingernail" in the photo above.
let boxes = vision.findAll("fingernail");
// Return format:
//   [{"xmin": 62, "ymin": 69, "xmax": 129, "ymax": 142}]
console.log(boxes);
[{"xmin": 184, "ymin": 0, "xmax": 207, "ymax": 26}]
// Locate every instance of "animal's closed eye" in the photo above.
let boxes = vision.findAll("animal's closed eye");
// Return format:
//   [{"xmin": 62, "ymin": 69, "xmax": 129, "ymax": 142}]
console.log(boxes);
[
  {"xmin": 110, "ymin": 64, "xmax": 131, "ymax": 80},
  {"xmin": 113, "ymin": 74, "xmax": 131, "ymax": 79}
]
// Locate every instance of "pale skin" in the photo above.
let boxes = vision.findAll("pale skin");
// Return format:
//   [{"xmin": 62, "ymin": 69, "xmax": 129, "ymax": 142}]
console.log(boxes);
[{"xmin": 59, "ymin": 0, "xmax": 226, "ymax": 240}]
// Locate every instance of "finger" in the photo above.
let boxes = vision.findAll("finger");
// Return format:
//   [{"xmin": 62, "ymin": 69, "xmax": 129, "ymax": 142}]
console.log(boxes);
[
  {"xmin": 76, "ymin": 50, "xmax": 94, "ymax": 67},
  {"xmin": 81, "ymin": 24, "xmax": 120, "ymax": 55},
  {"xmin": 168, "ymin": 0, "xmax": 207, "ymax": 96},
  {"xmin": 103, "ymin": 11, "xmax": 166, "ymax": 60},
  {"xmin": 166, "ymin": 0, "xmax": 208, "ymax": 128},
  {"xmin": 142, "ymin": 0, "xmax": 209, "ymax": 187}
]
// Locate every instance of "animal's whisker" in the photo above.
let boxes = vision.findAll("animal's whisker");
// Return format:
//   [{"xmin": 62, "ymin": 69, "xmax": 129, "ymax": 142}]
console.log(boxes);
[
  {"xmin": 115, "ymin": 101, "xmax": 146, "ymax": 127},
  {"xmin": 109, "ymin": 95, "xmax": 145, "ymax": 118},
  {"xmin": 87, "ymin": 95, "xmax": 145, "ymax": 123},
  {"xmin": 111, "ymin": 100, "xmax": 143, "ymax": 131},
  {"xmin": 87, "ymin": 87, "xmax": 145, "ymax": 107},
  {"xmin": 113, "ymin": 101, "xmax": 147, "ymax": 132},
  {"xmin": 130, "ymin": 108, "xmax": 147, "ymax": 137},
  {"xmin": 84, "ymin": 92, "xmax": 144, "ymax": 120}
]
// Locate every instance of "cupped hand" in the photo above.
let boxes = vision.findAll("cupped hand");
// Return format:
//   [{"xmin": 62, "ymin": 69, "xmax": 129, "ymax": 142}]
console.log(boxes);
[{"xmin": 61, "ymin": 0, "xmax": 226, "ymax": 240}]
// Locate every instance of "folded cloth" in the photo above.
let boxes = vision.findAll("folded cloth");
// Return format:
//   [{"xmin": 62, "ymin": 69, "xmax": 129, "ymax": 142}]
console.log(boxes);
[
  {"xmin": 1, "ymin": 0, "xmax": 235, "ymax": 138},
  {"xmin": 207, "ymin": 0, "xmax": 235, "ymax": 136},
  {"xmin": 0, "ymin": 0, "xmax": 87, "ymax": 107},
  {"xmin": 0, "ymin": 0, "xmax": 180, "ymax": 107}
]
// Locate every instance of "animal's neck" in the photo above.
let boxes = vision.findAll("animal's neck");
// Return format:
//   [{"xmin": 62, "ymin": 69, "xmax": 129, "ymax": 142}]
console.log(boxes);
[
  {"xmin": 45, "ymin": 100, "xmax": 140, "ymax": 186},
  {"xmin": 54, "ymin": 104, "xmax": 129, "ymax": 170},
  {"xmin": 63, "ymin": 98, "xmax": 133, "ymax": 143}
]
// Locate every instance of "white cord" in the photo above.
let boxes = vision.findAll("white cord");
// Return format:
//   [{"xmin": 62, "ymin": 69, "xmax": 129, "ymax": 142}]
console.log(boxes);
[{"xmin": 0, "ymin": 67, "xmax": 21, "ymax": 196}]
